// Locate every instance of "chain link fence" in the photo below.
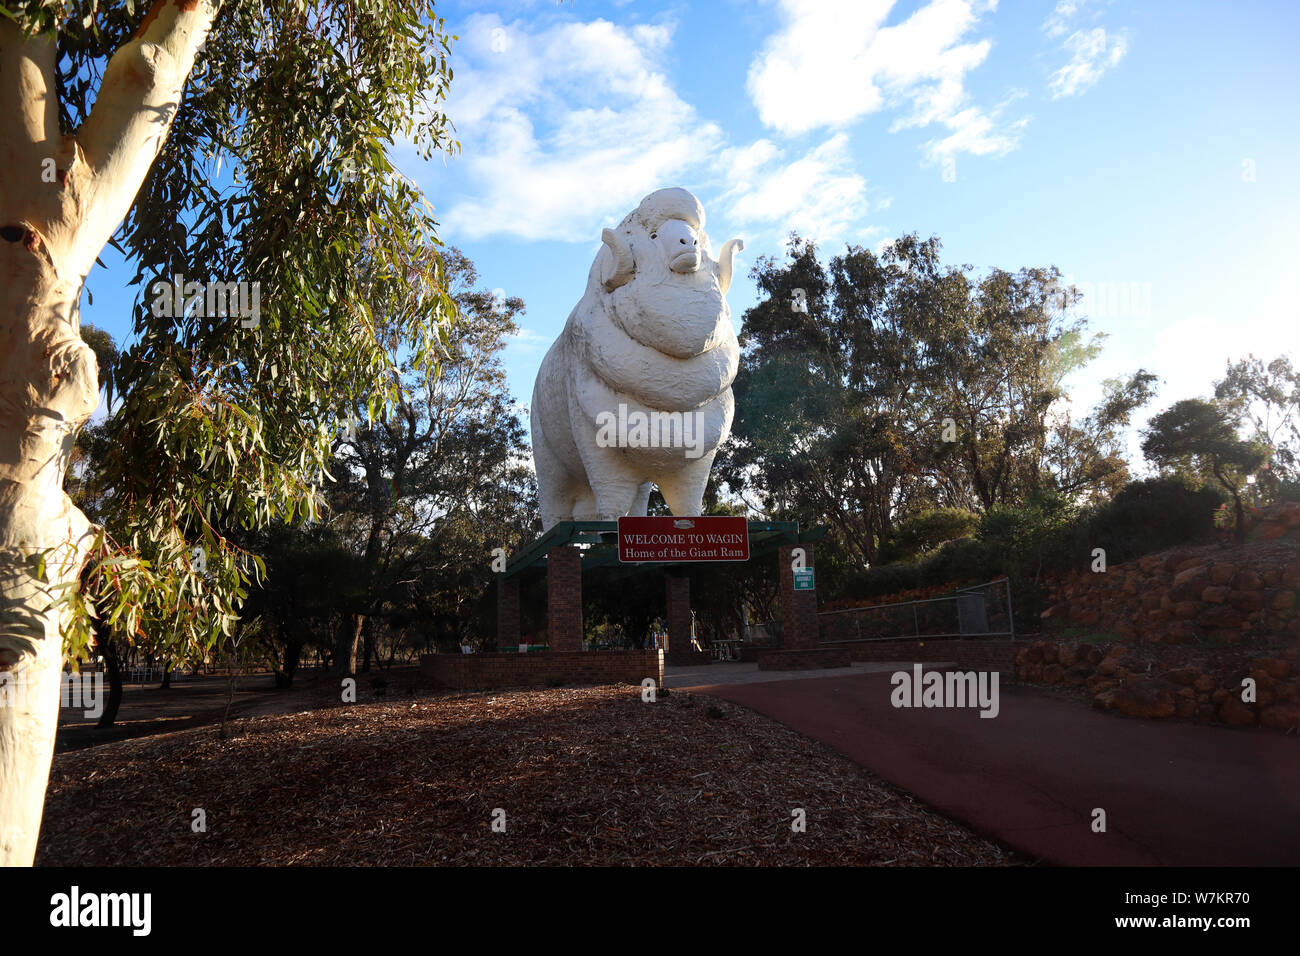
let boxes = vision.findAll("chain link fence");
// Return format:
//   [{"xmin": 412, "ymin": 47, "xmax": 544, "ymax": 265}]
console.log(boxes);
[{"xmin": 818, "ymin": 579, "xmax": 1014, "ymax": 642}]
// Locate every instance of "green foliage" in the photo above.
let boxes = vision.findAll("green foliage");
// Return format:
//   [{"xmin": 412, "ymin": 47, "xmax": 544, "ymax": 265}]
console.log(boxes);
[
  {"xmin": 78, "ymin": 324, "xmax": 119, "ymax": 410},
  {"xmin": 917, "ymin": 537, "xmax": 995, "ymax": 587},
  {"xmin": 1142, "ymin": 398, "xmax": 1268, "ymax": 542},
  {"xmin": 846, "ymin": 476, "xmax": 1229, "ymax": 619},
  {"xmin": 38, "ymin": 1, "xmax": 460, "ymax": 664},
  {"xmin": 1142, "ymin": 399, "xmax": 1268, "ymax": 483},
  {"xmin": 318, "ymin": 248, "xmax": 537, "ymax": 659},
  {"xmin": 1080, "ymin": 476, "xmax": 1225, "ymax": 565},
  {"xmin": 1044, "ymin": 370, "xmax": 1158, "ymax": 502},
  {"xmin": 236, "ymin": 521, "xmax": 362, "ymax": 670},
  {"xmin": 842, "ymin": 560, "xmax": 922, "ymax": 600},
  {"xmin": 718, "ymin": 232, "xmax": 1153, "ymax": 568},
  {"xmin": 1213, "ymin": 354, "xmax": 1300, "ymax": 500},
  {"xmin": 974, "ymin": 489, "xmax": 1078, "ymax": 575},
  {"xmin": 877, "ymin": 508, "xmax": 978, "ymax": 564}
]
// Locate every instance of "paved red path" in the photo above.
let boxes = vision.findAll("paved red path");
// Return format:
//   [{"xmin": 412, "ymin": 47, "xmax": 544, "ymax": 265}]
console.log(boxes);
[{"xmin": 690, "ymin": 670, "xmax": 1300, "ymax": 865}]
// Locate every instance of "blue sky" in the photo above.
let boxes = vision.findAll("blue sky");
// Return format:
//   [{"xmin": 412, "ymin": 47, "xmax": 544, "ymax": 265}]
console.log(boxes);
[{"xmin": 85, "ymin": 0, "xmax": 1299, "ymax": 469}]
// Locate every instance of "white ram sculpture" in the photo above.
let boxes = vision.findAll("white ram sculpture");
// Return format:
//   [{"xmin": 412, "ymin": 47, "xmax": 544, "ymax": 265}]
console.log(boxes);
[{"xmin": 530, "ymin": 187, "xmax": 743, "ymax": 530}]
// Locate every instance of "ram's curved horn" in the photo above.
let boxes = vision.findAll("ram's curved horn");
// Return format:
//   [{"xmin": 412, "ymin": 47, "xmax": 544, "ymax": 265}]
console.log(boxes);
[
  {"xmin": 600, "ymin": 228, "xmax": 635, "ymax": 292},
  {"xmin": 716, "ymin": 238, "xmax": 744, "ymax": 295}
]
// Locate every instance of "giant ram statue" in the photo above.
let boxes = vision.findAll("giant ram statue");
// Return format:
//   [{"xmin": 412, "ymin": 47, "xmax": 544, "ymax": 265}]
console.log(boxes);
[{"xmin": 530, "ymin": 187, "xmax": 743, "ymax": 531}]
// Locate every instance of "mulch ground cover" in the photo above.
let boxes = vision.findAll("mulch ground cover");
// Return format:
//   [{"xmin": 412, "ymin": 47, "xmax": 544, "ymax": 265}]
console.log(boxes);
[{"xmin": 37, "ymin": 684, "xmax": 1029, "ymax": 866}]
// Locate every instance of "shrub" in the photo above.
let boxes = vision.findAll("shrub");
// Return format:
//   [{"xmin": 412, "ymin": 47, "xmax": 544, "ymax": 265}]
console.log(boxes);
[
  {"xmin": 877, "ymin": 508, "xmax": 980, "ymax": 564},
  {"xmin": 1006, "ymin": 571, "xmax": 1051, "ymax": 628},
  {"xmin": 1081, "ymin": 476, "xmax": 1225, "ymax": 565},
  {"xmin": 1275, "ymin": 479, "xmax": 1300, "ymax": 504},
  {"xmin": 847, "ymin": 495, "xmax": 1066, "ymax": 600},
  {"xmin": 840, "ymin": 479, "xmax": 1224, "ymax": 625},
  {"xmin": 974, "ymin": 490, "xmax": 1079, "ymax": 578},
  {"xmin": 920, "ymin": 537, "xmax": 998, "ymax": 585},
  {"xmin": 844, "ymin": 560, "xmax": 922, "ymax": 600}
]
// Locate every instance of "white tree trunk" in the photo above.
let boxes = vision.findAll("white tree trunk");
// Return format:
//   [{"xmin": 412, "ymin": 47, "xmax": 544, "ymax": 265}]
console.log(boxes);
[{"xmin": 0, "ymin": 1, "xmax": 217, "ymax": 867}]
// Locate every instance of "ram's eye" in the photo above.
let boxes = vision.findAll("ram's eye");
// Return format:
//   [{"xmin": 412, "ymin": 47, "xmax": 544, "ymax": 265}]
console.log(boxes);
[{"xmin": 650, "ymin": 233, "xmax": 657, "ymax": 240}]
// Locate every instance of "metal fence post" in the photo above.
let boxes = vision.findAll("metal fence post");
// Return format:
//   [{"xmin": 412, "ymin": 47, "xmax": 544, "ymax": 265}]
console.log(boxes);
[{"xmin": 1006, "ymin": 578, "xmax": 1015, "ymax": 640}]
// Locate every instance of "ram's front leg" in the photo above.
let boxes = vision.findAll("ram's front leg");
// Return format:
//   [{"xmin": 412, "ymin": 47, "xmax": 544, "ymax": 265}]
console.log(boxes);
[
  {"xmin": 583, "ymin": 462, "xmax": 645, "ymax": 521},
  {"xmin": 570, "ymin": 428, "xmax": 642, "ymax": 520},
  {"xmin": 656, "ymin": 451, "xmax": 716, "ymax": 517}
]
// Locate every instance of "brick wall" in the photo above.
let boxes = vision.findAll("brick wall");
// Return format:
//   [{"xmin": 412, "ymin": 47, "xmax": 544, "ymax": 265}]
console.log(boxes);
[
  {"xmin": 497, "ymin": 576, "xmax": 520, "ymax": 646},
  {"xmin": 547, "ymin": 546, "xmax": 583, "ymax": 652},
  {"xmin": 948, "ymin": 640, "xmax": 1022, "ymax": 677},
  {"xmin": 420, "ymin": 649, "xmax": 664, "ymax": 691},
  {"xmin": 664, "ymin": 573, "xmax": 693, "ymax": 664},
  {"xmin": 779, "ymin": 543, "xmax": 819, "ymax": 648}
]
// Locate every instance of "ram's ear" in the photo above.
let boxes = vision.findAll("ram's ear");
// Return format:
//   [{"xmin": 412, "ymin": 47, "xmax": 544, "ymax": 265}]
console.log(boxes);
[
  {"xmin": 717, "ymin": 238, "xmax": 744, "ymax": 295},
  {"xmin": 601, "ymin": 228, "xmax": 635, "ymax": 292}
]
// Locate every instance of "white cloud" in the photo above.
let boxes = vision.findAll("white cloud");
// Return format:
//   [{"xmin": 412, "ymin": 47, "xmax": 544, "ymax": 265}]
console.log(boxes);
[
  {"xmin": 918, "ymin": 91, "xmax": 1030, "ymax": 164},
  {"xmin": 1048, "ymin": 26, "xmax": 1128, "ymax": 99},
  {"xmin": 1043, "ymin": 0, "xmax": 1086, "ymax": 39},
  {"xmin": 505, "ymin": 326, "xmax": 549, "ymax": 357},
  {"xmin": 433, "ymin": 12, "xmax": 891, "ymax": 254},
  {"xmin": 745, "ymin": 0, "xmax": 1023, "ymax": 163},
  {"xmin": 437, "ymin": 15, "xmax": 723, "ymax": 241},
  {"xmin": 715, "ymin": 134, "xmax": 877, "ymax": 248}
]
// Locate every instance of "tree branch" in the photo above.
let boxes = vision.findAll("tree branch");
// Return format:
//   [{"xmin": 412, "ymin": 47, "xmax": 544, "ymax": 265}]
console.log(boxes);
[
  {"xmin": 67, "ymin": 0, "xmax": 221, "ymax": 280},
  {"xmin": 0, "ymin": 21, "xmax": 64, "ymax": 232}
]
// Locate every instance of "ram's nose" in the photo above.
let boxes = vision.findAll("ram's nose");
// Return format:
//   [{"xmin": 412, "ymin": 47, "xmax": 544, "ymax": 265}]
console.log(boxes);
[{"xmin": 670, "ymin": 239, "xmax": 700, "ymax": 273}]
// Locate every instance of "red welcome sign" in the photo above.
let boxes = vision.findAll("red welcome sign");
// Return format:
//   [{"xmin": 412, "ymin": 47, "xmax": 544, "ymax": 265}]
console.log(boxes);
[{"xmin": 617, "ymin": 516, "xmax": 750, "ymax": 563}]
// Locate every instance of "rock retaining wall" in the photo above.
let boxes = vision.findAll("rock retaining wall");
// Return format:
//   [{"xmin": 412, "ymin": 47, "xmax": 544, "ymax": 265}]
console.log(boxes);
[
  {"xmin": 1015, "ymin": 640, "xmax": 1300, "ymax": 729},
  {"xmin": 1041, "ymin": 541, "xmax": 1300, "ymax": 644}
]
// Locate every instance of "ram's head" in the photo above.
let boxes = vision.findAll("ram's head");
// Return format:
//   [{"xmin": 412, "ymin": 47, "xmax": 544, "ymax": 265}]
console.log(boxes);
[{"xmin": 589, "ymin": 187, "xmax": 743, "ymax": 359}]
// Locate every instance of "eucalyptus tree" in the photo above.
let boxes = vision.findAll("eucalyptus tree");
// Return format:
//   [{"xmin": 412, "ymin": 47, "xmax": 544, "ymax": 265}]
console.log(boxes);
[
  {"xmin": 238, "ymin": 520, "xmax": 361, "ymax": 687},
  {"xmin": 0, "ymin": 0, "xmax": 457, "ymax": 865},
  {"xmin": 1214, "ymin": 354, "xmax": 1300, "ymax": 490},
  {"xmin": 323, "ymin": 248, "xmax": 537, "ymax": 672},
  {"xmin": 722, "ymin": 234, "xmax": 1153, "ymax": 567},
  {"xmin": 1141, "ymin": 399, "xmax": 1269, "ymax": 543}
]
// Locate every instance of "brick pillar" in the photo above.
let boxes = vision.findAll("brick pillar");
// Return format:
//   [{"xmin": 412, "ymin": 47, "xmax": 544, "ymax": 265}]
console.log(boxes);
[
  {"xmin": 547, "ymin": 546, "xmax": 583, "ymax": 652},
  {"xmin": 497, "ymin": 575, "xmax": 520, "ymax": 648},
  {"xmin": 778, "ymin": 543, "xmax": 819, "ymax": 648},
  {"xmin": 664, "ymin": 572, "xmax": 693, "ymax": 664}
]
